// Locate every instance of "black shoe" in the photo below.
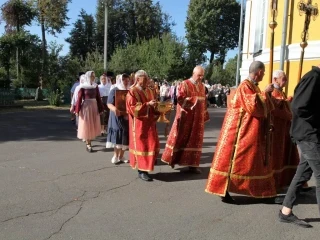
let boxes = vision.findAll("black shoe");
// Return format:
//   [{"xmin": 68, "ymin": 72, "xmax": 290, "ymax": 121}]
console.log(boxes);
[
  {"xmin": 139, "ymin": 172, "xmax": 153, "ymax": 181},
  {"xmin": 188, "ymin": 167, "xmax": 202, "ymax": 174},
  {"xmin": 221, "ymin": 192, "xmax": 236, "ymax": 204},
  {"xmin": 278, "ymin": 211, "xmax": 312, "ymax": 228}
]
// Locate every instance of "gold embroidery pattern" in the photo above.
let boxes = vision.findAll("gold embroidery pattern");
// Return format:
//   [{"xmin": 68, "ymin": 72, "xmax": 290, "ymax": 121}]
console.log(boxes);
[{"xmin": 129, "ymin": 148, "xmax": 160, "ymax": 156}]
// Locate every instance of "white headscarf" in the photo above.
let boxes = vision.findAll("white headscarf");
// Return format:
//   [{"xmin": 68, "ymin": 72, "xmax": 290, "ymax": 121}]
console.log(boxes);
[
  {"xmin": 98, "ymin": 74, "xmax": 112, "ymax": 96},
  {"xmin": 115, "ymin": 74, "xmax": 130, "ymax": 90},
  {"xmin": 71, "ymin": 74, "xmax": 86, "ymax": 105},
  {"xmin": 80, "ymin": 71, "xmax": 97, "ymax": 89}
]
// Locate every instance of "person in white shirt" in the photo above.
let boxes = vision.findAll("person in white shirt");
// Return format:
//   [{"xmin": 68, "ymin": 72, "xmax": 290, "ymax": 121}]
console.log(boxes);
[
  {"xmin": 98, "ymin": 74, "xmax": 112, "ymax": 135},
  {"xmin": 70, "ymin": 72, "xmax": 84, "ymax": 122},
  {"xmin": 160, "ymin": 81, "xmax": 170, "ymax": 102},
  {"xmin": 70, "ymin": 74, "xmax": 85, "ymax": 128}
]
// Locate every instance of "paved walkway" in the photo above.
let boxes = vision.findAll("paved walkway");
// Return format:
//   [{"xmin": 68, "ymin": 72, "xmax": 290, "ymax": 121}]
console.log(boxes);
[{"xmin": 0, "ymin": 108, "xmax": 318, "ymax": 240}]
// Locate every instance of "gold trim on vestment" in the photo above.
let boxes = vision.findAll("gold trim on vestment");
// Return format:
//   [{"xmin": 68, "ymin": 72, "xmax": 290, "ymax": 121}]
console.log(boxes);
[
  {"xmin": 131, "ymin": 166, "xmax": 154, "ymax": 172},
  {"xmin": 204, "ymin": 188, "xmax": 277, "ymax": 199},
  {"xmin": 223, "ymin": 108, "xmax": 245, "ymax": 194},
  {"xmin": 129, "ymin": 148, "xmax": 160, "ymax": 156},
  {"xmin": 134, "ymin": 103, "xmax": 142, "ymax": 118},
  {"xmin": 132, "ymin": 117, "xmax": 138, "ymax": 167},
  {"xmin": 165, "ymin": 144, "xmax": 202, "ymax": 152},
  {"xmin": 211, "ymin": 165, "xmax": 297, "ymax": 180}
]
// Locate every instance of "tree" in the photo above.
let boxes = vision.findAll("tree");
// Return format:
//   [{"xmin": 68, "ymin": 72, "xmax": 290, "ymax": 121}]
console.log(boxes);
[
  {"xmin": 66, "ymin": 9, "xmax": 96, "ymax": 60},
  {"xmin": 96, "ymin": 0, "xmax": 129, "ymax": 60},
  {"xmin": 185, "ymin": 0, "xmax": 241, "ymax": 65},
  {"xmin": 32, "ymin": 0, "xmax": 71, "ymax": 82},
  {"xmin": 1, "ymin": 0, "xmax": 35, "ymax": 32},
  {"xmin": 0, "ymin": 34, "xmax": 15, "ymax": 83},
  {"xmin": 95, "ymin": 0, "xmax": 174, "ymax": 60},
  {"xmin": 224, "ymin": 55, "xmax": 238, "ymax": 85},
  {"xmin": 109, "ymin": 33, "xmax": 188, "ymax": 80},
  {"xmin": 81, "ymin": 50, "xmax": 104, "ymax": 77},
  {"xmin": 1, "ymin": 0, "xmax": 36, "ymax": 82},
  {"xmin": 0, "ymin": 31, "xmax": 42, "ymax": 88}
]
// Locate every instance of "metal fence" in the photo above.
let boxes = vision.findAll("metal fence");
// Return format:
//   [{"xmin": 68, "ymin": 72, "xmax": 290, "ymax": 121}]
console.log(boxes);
[
  {"xmin": 0, "ymin": 88, "xmax": 71, "ymax": 106},
  {"xmin": 0, "ymin": 89, "xmax": 15, "ymax": 106}
]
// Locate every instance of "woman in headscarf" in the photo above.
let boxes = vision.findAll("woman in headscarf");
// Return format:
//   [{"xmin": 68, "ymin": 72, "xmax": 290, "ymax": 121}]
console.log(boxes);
[
  {"xmin": 106, "ymin": 74, "xmax": 131, "ymax": 164},
  {"xmin": 98, "ymin": 74, "xmax": 112, "ymax": 136},
  {"xmin": 75, "ymin": 71, "xmax": 103, "ymax": 152}
]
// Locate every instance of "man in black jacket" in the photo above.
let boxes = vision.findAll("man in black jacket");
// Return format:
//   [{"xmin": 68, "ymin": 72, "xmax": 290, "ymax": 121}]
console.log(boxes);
[{"xmin": 278, "ymin": 65, "xmax": 320, "ymax": 228}]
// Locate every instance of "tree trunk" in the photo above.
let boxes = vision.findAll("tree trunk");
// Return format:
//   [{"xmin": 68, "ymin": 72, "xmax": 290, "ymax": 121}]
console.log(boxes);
[
  {"xmin": 16, "ymin": 22, "xmax": 20, "ymax": 86},
  {"xmin": 209, "ymin": 52, "xmax": 214, "ymax": 64}
]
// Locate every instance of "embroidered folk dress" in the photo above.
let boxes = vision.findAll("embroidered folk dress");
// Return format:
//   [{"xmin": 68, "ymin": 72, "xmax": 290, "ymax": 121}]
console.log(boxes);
[
  {"xmin": 271, "ymin": 87, "xmax": 299, "ymax": 190},
  {"xmin": 126, "ymin": 86, "xmax": 160, "ymax": 172},
  {"xmin": 75, "ymin": 87, "xmax": 103, "ymax": 140},
  {"xmin": 205, "ymin": 79, "xmax": 277, "ymax": 198},
  {"xmin": 161, "ymin": 79, "xmax": 209, "ymax": 167}
]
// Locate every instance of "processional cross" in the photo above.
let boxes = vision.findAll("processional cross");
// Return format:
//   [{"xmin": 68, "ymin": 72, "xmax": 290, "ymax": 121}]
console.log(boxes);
[
  {"xmin": 269, "ymin": 0, "xmax": 278, "ymax": 83},
  {"xmin": 297, "ymin": 0, "xmax": 319, "ymax": 82}
]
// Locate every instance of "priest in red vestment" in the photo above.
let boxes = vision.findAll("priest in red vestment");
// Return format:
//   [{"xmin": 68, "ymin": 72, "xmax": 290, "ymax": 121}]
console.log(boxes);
[
  {"xmin": 205, "ymin": 61, "xmax": 277, "ymax": 202},
  {"xmin": 270, "ymin": 70, "xmax": 300, "ymax": 190},
  {"xmin": 126, "ymin": 70, "xmax": 160, "ymax": 181},
  {"xmin": 161, "ymin": 66, "xmax": 209, "ymax": 173}
]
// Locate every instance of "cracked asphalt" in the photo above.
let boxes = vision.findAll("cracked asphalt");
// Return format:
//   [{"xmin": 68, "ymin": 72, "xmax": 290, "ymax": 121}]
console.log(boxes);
[{"xmin": 0, "ymin": 108, "xmax": 319, "ymax": 240}]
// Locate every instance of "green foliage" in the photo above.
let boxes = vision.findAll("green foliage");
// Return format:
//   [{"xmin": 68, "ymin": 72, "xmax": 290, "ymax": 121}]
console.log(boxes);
[
  {"xmin": 80, "ymin": 50, "xmax": 104, "ymax": 77},
  {"xmin": 186, "ymin": 0, "xmax": 241, "ymax": 65},
  {"xmin": 224, "ymin": 55, "xmax": 238, "ymax": 83},
  {"xmin": 32, "ymin": 0, "xmax": 71, "ymax": 83},
  {"xmin": 109, "ymin": 33, "xmax": 189, "ymax": 80},
  {"xmin": 206, "ymin": 55, "xmax": 239, "ymax": 86},
  {"xmin": 34, "ymin": 0, "xmax": 71, "ymax": 36},
  {"xmin": 0, "ymin": 0, "xmax": 36, "ymax": 31},
  {"xmin": 95, "ymin": 0, "xmax": 174, "ymax": 60},
  {"xmin": 0, "ymin": 32, "xmax": 42, "ymax": 87},
  {"xmin": 66, "ymin": 9, "xmax": 96, "ymax": 60},
  {"xmin": 47, "ymin": 89, "xmax": 62, "ymax": 106}
]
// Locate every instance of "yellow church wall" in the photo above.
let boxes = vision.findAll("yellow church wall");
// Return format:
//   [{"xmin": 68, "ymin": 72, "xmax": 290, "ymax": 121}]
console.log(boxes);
[
  {"xmin": 259, "ymin": 59, "xmax": 319, "ymax": 96},
  {"xmin": 265, "ymin": 0, "xmax": 320, "ymax": 48}
]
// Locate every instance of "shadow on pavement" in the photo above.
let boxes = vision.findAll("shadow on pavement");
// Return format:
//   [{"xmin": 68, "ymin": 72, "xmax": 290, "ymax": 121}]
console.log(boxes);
[
  {"xmin": 0, "ymin": 109, "xmax": 77, "ymax": 143},
  {"xmin": 151, "ymin": 166, "xmax": 210, "ymax": 182},
  {"xmin": 228, "ymin": 188, "xmax": 317, "ymax": 206},
  {"xmin": 304, "ymin": 218, "xmax": 320, "ymax": 223}
]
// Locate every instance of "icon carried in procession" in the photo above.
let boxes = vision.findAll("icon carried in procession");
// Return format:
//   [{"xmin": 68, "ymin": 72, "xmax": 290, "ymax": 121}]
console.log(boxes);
[{"xmin": 115, "ymin": 90, "xmax": 129, "ymax": 112}]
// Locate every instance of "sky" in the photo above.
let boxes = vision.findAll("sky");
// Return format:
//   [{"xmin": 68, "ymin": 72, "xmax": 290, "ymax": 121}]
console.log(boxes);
[{"xmin": 0, "ymin": 0, "xmax": 238, "ymax": 61}]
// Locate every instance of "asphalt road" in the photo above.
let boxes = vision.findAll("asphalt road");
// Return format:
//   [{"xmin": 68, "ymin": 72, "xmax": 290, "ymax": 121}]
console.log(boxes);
[{"xmin": 0, "ymin": 107, "xmax": 318, "ymax": 240}]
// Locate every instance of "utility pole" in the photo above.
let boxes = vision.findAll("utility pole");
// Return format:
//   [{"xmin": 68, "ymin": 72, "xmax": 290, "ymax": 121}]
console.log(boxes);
[{"xmin": 104, "ymin": 0, "xmax": 108, "ymax": 71}]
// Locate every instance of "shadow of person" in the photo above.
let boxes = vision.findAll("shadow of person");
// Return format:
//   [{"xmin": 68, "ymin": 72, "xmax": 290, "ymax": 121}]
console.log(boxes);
[
  {"xmin": 151, "ymin": 167, "xmax": 210, "ymax": 182},
  {"xmin": 303, "ymin": 218, "xmax": 320, "ymax": 223}
]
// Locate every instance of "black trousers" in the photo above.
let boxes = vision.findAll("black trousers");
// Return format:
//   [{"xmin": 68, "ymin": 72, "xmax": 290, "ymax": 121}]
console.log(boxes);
[{"xmin": 283, "ymin": 141, "xmax": 320, "ymax": 213}]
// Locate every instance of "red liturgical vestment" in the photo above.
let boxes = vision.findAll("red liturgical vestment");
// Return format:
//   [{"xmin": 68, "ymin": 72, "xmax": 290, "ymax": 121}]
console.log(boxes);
[
  {"xmin": 271, "ymin": 88, "xmax": 299, "ymax": 189},
  {"xmin": 161, "ymin": 79, "xmax": 209, "ymax": 167},
  {"xmin": 205, "ymin": 79, "xmax": 277, "ymax": 198},
  {"xmin": 126, "ymin": 87, "xmax": 160, "ymax": 172}
]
